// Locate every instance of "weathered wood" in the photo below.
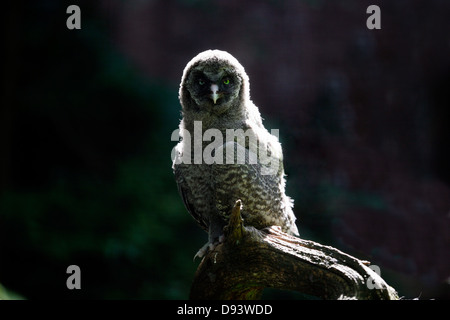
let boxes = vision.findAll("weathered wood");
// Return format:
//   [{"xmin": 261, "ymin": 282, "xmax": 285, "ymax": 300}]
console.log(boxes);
[{"xmin": 190, "ymin": 200, "xmax": 399, "ymax": 300}]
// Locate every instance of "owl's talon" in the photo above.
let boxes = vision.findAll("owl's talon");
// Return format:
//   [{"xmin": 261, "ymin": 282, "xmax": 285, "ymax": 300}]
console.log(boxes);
[
  {"xmin": 193, "ymin": 236, "xmax": 224, "ymax": 261},
  {"xmin": 193, "ymin": 243, "xmax": 209, "ymax": 260}
]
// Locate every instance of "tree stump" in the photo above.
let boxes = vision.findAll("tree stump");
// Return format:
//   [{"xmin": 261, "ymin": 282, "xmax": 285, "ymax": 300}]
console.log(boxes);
[{"xmin": 190, "ymin": 200, "xmax": 399, "ymax": 300}]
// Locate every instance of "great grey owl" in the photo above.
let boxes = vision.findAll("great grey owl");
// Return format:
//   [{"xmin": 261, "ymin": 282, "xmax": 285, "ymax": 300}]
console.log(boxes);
[{"xmin": 172, "ymin": 50, "xmax": 298, "ymax": 258}]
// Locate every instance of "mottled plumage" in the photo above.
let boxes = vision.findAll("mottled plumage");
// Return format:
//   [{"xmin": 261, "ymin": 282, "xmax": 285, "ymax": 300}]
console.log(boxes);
[{"xmin": 173, "ymin": 50, "xmax": 298, "ymax": 257}]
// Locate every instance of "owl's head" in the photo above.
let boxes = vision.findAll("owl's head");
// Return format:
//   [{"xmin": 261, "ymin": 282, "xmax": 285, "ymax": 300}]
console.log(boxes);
[{"xmin": 179, "ymin": 50, "xmax": 250, "ymax": 115}]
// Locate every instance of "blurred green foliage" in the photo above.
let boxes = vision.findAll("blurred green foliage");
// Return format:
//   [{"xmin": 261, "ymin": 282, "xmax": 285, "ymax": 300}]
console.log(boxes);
[
  {"xmin": 0, "ymin": 1, "xmax": 203, "ymax": 299},
  {"xmin": 0, "ymin": 283, "xmax": 24, "ymax": 300}
]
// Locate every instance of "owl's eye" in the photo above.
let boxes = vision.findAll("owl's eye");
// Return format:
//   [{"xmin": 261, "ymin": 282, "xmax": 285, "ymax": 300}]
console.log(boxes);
[
  {"xmin": 198, "ymin": 79, "xmax": 206, "ymax": 86},
  {"xmin": 223, "ymin": 78, "xmax": 230, "ymax": 85}
]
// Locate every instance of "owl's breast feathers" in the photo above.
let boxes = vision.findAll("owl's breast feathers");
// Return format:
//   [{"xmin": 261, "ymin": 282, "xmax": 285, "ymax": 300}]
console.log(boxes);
[{"xmin": 173, "ymin": 124, "xmax": 298, "ymax": 236}]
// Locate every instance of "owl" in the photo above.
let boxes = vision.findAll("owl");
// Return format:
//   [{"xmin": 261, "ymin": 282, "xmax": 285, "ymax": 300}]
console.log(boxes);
[{"xmin": 173, "ymin": 50, "xmax": 298, "ymax": 258}]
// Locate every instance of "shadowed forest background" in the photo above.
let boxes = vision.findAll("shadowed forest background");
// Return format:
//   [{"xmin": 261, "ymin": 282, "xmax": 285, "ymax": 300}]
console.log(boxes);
[{"xmin": 1, "ymin": 0, "xmax": 449, "ymax": 299}]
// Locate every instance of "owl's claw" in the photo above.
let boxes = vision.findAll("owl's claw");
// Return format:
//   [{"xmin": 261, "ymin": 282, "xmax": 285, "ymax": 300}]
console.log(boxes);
[
  {"xmin": 193, "ymin": 243, "xmax": 209, "ymax": 261},
  {"xmin": 193, "ymin": 235, "xmax": 225, "ymax": 261}
]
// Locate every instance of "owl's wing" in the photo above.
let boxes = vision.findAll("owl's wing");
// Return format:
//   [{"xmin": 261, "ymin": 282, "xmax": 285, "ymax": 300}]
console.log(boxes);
[{"xmin": 174, "ymin": 164, "xmax": 209, "ymax": 232}]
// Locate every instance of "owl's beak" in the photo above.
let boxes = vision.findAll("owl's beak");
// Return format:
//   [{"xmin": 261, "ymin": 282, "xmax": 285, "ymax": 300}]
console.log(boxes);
[{"xmin": 210, "ymin": 84, "xmax": 221, "ymax": 104}]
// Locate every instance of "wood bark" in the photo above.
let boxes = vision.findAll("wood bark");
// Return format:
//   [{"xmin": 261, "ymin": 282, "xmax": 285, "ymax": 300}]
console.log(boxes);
[{"xmin": 190, "ymin": 200, "xmax": 399, "ymax": 300}]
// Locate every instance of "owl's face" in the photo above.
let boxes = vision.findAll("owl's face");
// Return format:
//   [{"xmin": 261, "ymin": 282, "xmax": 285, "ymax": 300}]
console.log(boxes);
[
  {"xmin": 180, "ymin": 50, "xmax": 248, "ymax": 114},
  {"xmin": 187, "ymin": 66, "xmax": 241, "ymax": 108}
]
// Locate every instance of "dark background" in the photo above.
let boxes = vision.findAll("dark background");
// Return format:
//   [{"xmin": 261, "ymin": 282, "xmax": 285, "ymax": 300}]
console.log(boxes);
[{"xmin": 1, "ymin": 0, "xmax": 449, "ymax": 299}]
